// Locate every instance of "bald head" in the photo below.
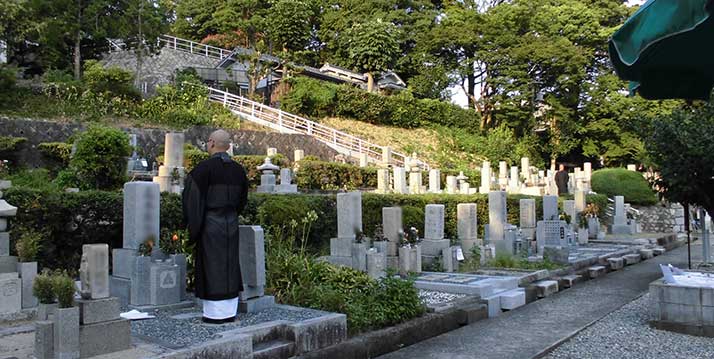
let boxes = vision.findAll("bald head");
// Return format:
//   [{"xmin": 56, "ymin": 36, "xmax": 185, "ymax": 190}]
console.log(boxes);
[{"xmin": 208, "ymin": 130, "xmax": 230, "ymax": 155}]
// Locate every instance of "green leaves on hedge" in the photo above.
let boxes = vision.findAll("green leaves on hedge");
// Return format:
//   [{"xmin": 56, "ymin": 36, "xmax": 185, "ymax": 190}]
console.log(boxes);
[{"xmin": 591, "ymin": 168, "xmax": 657, "ymax": 206}]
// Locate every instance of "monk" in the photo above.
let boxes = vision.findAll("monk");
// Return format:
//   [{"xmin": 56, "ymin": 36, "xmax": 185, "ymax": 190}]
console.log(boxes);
[
  {"xmin": 182, "ymin": 130, "xmax": 248, "ymax": 324},
  {"xmin": 555, "ymin": 163, "xmax": 569, "ymax": 196}
]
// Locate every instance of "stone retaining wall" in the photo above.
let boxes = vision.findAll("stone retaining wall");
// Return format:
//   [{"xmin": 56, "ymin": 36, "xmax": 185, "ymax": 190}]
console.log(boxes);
[
  {"xmin": 0, "ymin": 117, "xmax": 338, "ymax": 169},
  {"xmin": 635, "ymin": 203, "xmax": 686, "ymax": 234}
]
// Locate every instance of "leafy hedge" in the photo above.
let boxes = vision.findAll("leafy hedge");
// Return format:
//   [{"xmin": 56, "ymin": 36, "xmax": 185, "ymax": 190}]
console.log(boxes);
[
  {"xmin": 4, "ymin": 187, "xmax": 607, "ymax": 272},
  {"xmin": 591, "ymin": 168, "xmax": 657, "ymax": 206},
  {"xmin": 296, "ymin": 160, "xmax": 378, "ymax": 190},
  {"xmin": 281, "ymin": 77, "xmax": 480, "ymax": 132}
]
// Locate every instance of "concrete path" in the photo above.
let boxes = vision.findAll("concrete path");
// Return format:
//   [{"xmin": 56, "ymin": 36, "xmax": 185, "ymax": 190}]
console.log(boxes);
[{"xmin": 379, "ymin": 240, "xmax": 692, "ymax": 359}]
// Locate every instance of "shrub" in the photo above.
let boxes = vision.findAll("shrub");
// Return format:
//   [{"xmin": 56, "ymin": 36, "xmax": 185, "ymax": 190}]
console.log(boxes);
[
  {"xmin": 82, "ymin": 60, "xmax": 139, "ymax": 100},
  {"xmin": 591, "ymin": 168, "xmax": 657, "ymax": 205},
  {"xmin": 52, "ymin": 271, "xmax": 76, "ymax": 308},
  {"xmin": 0, "ymin": 65, "xmax": 16, "ymax": 92},
  {"xmin": 15, "ymin": 228, "xmax": 42, "ymax": 262},
  {"xmin": 38, "ymin": 142, "xmax": 72, "ymax": 167},
  {"xmin": 280, "ymin": 77, "xmax": 481, "ymax": 132},
  {"xmin": 0, "ymin": 136, "xmax": 26, "ymax": 156},
  {"xmin": 33, "ymin": 269, "xmax": 56, "ymax": 304},
  {"xmin": 296, "ymin": 160, "xmax": 377, "ymax": 191},
  {"xmin": 63, "ymin": 125, "xmax": 131, "ymax": 190}
]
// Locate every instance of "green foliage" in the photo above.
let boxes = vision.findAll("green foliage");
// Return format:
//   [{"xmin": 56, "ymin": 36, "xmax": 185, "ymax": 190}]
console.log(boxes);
[
  {"xmin": 52, "ymin": 271, "xmax": 76, "ymax": 308},
  {"xmin": 487, "ymin": 253, "xmax": 563, "ymax": 271},
  {"xmin": 343, "ymin": 19, "xmax": 400, "ymax": 75},
  {"xmin": 64, "ymin": 125, "xmax": 131, "ymax": 190},
  {"xmin": 281, "ymin": 77, "xmax": 480, "ymax": 131},
  {"xmin": 0, "ymin": 136, "xmax": 26, "ymax": 154},
  {"xmin": 38, "ymin": 142, "xmax": 72, "ymax": 171},
  {"xmin": 82, "ymin": 60, "xmax": 139, "ymax": 100},
  {"xmin": 33, "ymin": 269, "xmax": 56, "ymax": 304},
  {"xmin": 296, "ymin": 160, "xmax": 377, "ymax": 191},
  {"xmin": 5, "ymin": 169, "xmax": 59, "ymax": 191},
  {"xmin": 591, "ymin": 168, "xmax": 657, "ymax": 206},
  {"xmin": 647, "ymin": 102, "xmax": 714, "ymax": 215},
  {"xmin": 266, "ymin": 0, "xmax": 313, "ymax": 53},
  {"xmin": 0, "ymin": 65, "xmax": 16, "ymax": 92},
  {"xmin": 15, "ymin": 228, "xmax": 42, "ymax": 262}
]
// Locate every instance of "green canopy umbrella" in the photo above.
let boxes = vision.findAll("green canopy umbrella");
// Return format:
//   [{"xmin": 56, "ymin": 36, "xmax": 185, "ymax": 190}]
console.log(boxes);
[{"xmin": 609, "ymin": 0, "xmax": 714, "ymax": 100}]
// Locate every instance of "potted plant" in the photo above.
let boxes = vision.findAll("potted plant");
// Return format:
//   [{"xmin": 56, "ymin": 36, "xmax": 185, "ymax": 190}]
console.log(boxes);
[
  {"xmin": 15, "ymin": 228, "xmax": 41, "ymax": 308},
  {"xmin": 583, "ymin": 204, "xmax": 600, "ymax": 239},
  {"xmin": 52, "ymin": 271, "xmax": 79, "ymax": 359},
  {"xmin": 371, "ymin": 225, "xmax": 389, "ymax": 254},
  {"xmin": 33, "ymin": 269, "xmax": 56, "ymax": 320}
]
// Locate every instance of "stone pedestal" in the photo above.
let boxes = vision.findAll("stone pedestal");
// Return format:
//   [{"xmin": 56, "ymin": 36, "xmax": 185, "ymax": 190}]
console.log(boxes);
[
  {"xmin": 17, "ymin": 261, "xmax": 38, "ymax": 308},
  {"xmin": 0, "ymin": 273, "xmax": 21, "ymax": 314},
  {"xmin": 256, "ymin": 158, "xmax": 280, "ymax": 193},
  {"xmin": 54, "ymin": 307, "xmax": 80, "ymax": 359},
  {"xmin": 275, "ymin": 168, "xmax": 298, "ymax": 193}
]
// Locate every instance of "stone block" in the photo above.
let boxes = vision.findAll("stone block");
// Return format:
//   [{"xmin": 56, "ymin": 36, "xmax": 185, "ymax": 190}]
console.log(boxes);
[
  {"xmin": 424, "ymin": 204, "xmax": 445, "ymax": 240},
  {"xmin": 79, "ymin": 244, "xmax": 110, "ymax": 299},
  {"xmin": 35, "ymin": 320, "xmax": 54, "ymax": 359},
  {"xmin": 122, "ymin": 182, "xmax": 160, "ymax": 250},
  {"xmin": 609, "ymin": 224, "xmax": 633, "ymax": 235},
  {"xmin": 659, "ymin": 303, "xmax": 702, "ymax": 324},
  {"xmin": 111, "ymin": 248, "xmax": 136, "ymax": 279},
  {"xmin": 420, "ymin": 238, "xmax": 450, "ymax": 256},
  {"xmin": 149, "ymin": 263, "xmax": 181, "ymax": 306},
  {"xmin": 366, "ymin": 249, "xmax": 386, "ymax": 279},
  {"xmin": 129, "ymin": 256, "xmax": 152, "ymax": 305},
  {"xmin": 54, "ymin": 306, "xmax": 80, "ymax": 359},
  {"xmin": 326, "ymin": 256, "xmax": 352, "ymax": 268},
  {"xmin": 109, "ymin": 276, "xmax": 130, "ymax": 307},
  {"xmin": 558, "ymin": 275, "xmax": 583, "ymax": 289},
  {"xmin": 351, "ymin": 242, "xmax": 367, "ymax": 271},
  {"xmin": 662, "ymin": 285, "xmax": 702, "ymax": 306},
  {"xmin": 0, "ymin": 255, "xmax": 17, "ymax": 273},
  {"xmin": 38, "ymin": 303, "xmax": 58, "ymax": 321},
  {"xmin": 640, "ymin": 249, "xmax": 654, "ymax": 260},
  {"xmin": 382, "ymin": 207, "xmax": 402, "ymax": 256},
  {"xmin": 239, "ymin": 285, "xmax": 264, "ymax": 300},
  {"xmin": 288, "ymin": 313, "xmax": 347, "ymax": 355},
  {"xmin": 702, "ymin": 287, "xmax": 714, "ymax": 307},
  {"xmin": 544, "ymin": 246, "xmax": 570, "ymax": 265},
  {"xmin": 239, "ymin": 226, "xmax": 266, "ymax": 288},
  {"xmin": 337, "ymin": 192, "xmax": 362, "ymax": 239},
  {"xmin": 372, "ymin": 241, "xmax": 389, "ymax": 254},
  {"xmin": 480, "ymin": 294, "xmax": 501, "ymax": 318},
  {"xmin": 624, "ymin": 253, "xmax": 641, "ymax": 265},
  {"xmin": 386, "ymin": 256, "xmax": 399, "ymax": 270},
  {"xmin": 653, "ymin": 247, "xmax": 666, "ymax": 256},
  {"xmin": 499, "ymin": 289, "xmax": 526, "ymax": 310},
  {"xmin": 457, "ymin": 303, "xmax": 488, "ymax": 324},
  {"xmin": 79, "ymin": 318, "xmax": 131, "ymax": 358},
  {"xmin": 17, "ymin": 261, "xmax": 38, "ymax": 308},
  {"xmin": 76, "ymin": 297, "xmax": 120, "ymax": 325},
  {"xmin": 607, "ymin": 257, "xmax": 625, "ymax": 270},
  {"xmin": 330, "ymin": 237, "xmax": 353, "ymax": 257},
  {"xmin": 457, "ymin": 203, "xmax": 478, "ymax": 242},
  {"xmin": 0, "ymin": 199, "xmax": 18, "ymax": 216},
  {"xmin": 0, "ymin": 232, "xmax": 8, "ymax": 256},
  {"xmin": 0, "ymin": 276, "xmax": 21, "ymax": 314},
  {"xmin": 170, "ymin": 254, "xmax": 187, "ymax": 301},
  {"xmin": 0, "ymin": 218, "xmax": 5, "ymax": 231},
  {"xmin": 588, "ymin": 265, "xmax": 607, "ymax": 279},
  {"xmin": 542, "ymin": 195, "xmax": 559, "ymax": 220},
  {"xmin": 239, "ymin": 295, "xmax": 275, "ymax": 313},
  {"xmin": 0, "ymin": 180, "xmax": 10, "ymax": 190},
  {"xmin": 534, "ymin": 280, "xmax": 558, "ymax": 298}
]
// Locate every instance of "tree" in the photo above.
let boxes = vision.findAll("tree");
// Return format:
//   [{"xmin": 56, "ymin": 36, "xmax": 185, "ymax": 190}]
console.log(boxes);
[
  {"xmin": 342, "ymin": 19, "xmax": 400, "ymax": 92},
  {"xmin": 646, "ymin": 101, "xmax": 714, "ymax": 216},
  {"xmin": 266, "ymin": 0, "xmax": 314, "ymax": 79}
]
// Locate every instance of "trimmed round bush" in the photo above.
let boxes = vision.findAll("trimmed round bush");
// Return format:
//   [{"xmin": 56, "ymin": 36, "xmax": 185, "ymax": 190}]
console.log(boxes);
[{"xmin": 591, "ymin": 168, "xmax": 657, "ymax": 206}]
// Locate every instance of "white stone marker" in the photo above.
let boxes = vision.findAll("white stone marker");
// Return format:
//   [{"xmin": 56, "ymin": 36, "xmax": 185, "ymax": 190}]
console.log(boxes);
[
  {"xmin": 614, "ymin": 196, "xmax": 627, "ymax": 226},
  {"xmin": 359, "ymin": 153, "xmax": 369, "ymax": 168},
  {"xmin": 382, "ymin": 146, "xmax": 392, "ymax": 166},
  {"xmin": 543, "ymin": 195, "xmax": 559, "ymax": 221},
  {"xmin": 393, "ymin": 167, "xmax": 408, "ymax": 194},
  {"xmin": 480, "ymin": 161, "xmax": 491, "ymax": 194},
  {"xmin": 377, "ymin": 169, "xmax": 390, "ymax": 193},
  {"xmin": 627, "ymin": 164, "xmax": 637, "ymax": 171},
  {"xmin": 458, "ymin": 203, "xmax": 479, "ymax": 253},
  {"xmin": 445, "ymin": 176, "xmax": 457, "ymax": 194},
  {"xmin": 521, "ymin": 157, "xmax": 530, "ymax": 180},
  {"xmin": 428, "ymin": 169, "xmax": 441, "ymax": 193},
  {"xmin": 409, "ymin": 171, "xmax": 423, "ymax": 195},
  {"xmin": 488, "ymin": 191, "xmax": 507, "ymax": 242},
  {"xmin": 575, "ymin": 189, "xmax": 587, "ymax": 213},
  {"xmin": 267, "ymin": 147, "xmax": 278, "ymax": 156},
  {"xmin": 499, "ymin": 161, "xmax": 508, "ymax": 187},
  {"xmin": 509, "ymin": 166, "xmax": 520, "ymax": 191},
  {"xmin": 294, "ymin": 149, "xmax": 305, "ymax": 162}
]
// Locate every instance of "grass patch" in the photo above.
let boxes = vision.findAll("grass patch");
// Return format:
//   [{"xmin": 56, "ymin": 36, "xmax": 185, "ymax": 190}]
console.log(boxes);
[{"xmin": 592, "ymin": 168, "xmax": 657, "ymax": 206}]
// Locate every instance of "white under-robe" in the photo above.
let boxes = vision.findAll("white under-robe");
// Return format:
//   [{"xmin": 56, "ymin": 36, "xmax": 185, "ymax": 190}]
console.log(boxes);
[{"xmin": 203, "ymin": 297, "xmax": 239, "ymax": 320}]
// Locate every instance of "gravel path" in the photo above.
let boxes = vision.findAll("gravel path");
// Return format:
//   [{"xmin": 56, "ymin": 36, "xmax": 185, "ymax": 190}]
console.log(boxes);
[
  {"xmin": 418, "ymin": 290, "xmax": 467, "ymax": 306},
  {"xmin": 131, "ymin": 305, "xmax": 329, "ymax": 348},
  {"xmin": 546, "ymin": 293, "xmax": 714, "ymax": 359}
]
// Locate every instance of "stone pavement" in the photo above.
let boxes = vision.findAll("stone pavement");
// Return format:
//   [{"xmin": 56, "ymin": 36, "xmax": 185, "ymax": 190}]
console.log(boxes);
[{"xmin": 379, "ymin": 238, "xmax": 692, "ymax": 359}]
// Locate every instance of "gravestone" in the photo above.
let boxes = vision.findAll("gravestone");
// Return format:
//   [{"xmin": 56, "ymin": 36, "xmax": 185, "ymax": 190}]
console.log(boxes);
[
  {"xmin": 376, "ymin": 168, "xmax": 390, "ymax": 194},
  {"xmin": 563, "ymin": 200, "xmax": 576, "ymax": 228},
  {"xmin": 583, "ymin": 162, "xmax": 592, "ymax": 191},
  {"xmin": 256, "ymin": 157, "xmax": 280, "ymax": 193},
  {"xmin": 421, "ymin": 205, "xmax": 449, "ymax": 261},
  {"xmin": 543, "ymin": 195, "xmax": 559, "ymax": 221},
  {"xmin": 328, "ymin": 192, "xmax": 367, "ymax": 271},
  {"xmin": 627, "ymin": 164, "xmax": 636, "ymax": 171},
  {"xmin": 294, "ymin": 149, "xmax": 305, "ymax": 162},
  {"xmin": 0, "ymin": 272, "xmax": 21, "ymax": 315},
  {"xmin": 536, "ymin": 220, "xmax": 568, "ymax": 254},
  {"xmin": 609, "ymin": 196, "xmax": 633, "ymax": 235},
  {"xmin": 509, "ymin": 166, "xmax": 520, "ymax": 192},
  {"xmin": 521, "ymin": 157, "xmax": 530, "ymax": 180},
  {"xmin": 153, "ymin": 132, "xmax": 186, "ymax": 194},
  {"xmin": 275, "ymin": 168, "xmax": 298, "ymax": 193},
  {"xmin": 457, "ymin": 203, "xmax": 479, "ymax": 255},
  {"xmin": 382, "ymin": 146, "xmax": 392, "ymax": 166},
  {"xmin": 520, "ymin": 199, "xmax": 536, "ymax": 240},
  {"xmin": 238, "ymin": 226, "xmax": 275, "ymax": 312},
  {"xmin": 267, "ymin": 147, "xmax": 278, "ymax": 157},
  {"xmin": 393, "ymin": 167, "xmax": 408, "ymax": 194},
  {"xmin": 445, "ymin": 176, "xmax": 457, "ymax": 194},
  {"xmin": 79, "ymin": 244, "xmax": 109, "ymax": 300},
  {"xmin": 409, "ymin": 170, "xmax": 423, "ymax": 195},
  {"xmin": 428, "ymin": 169, "xmax": 441, "ymax": 193},
  {"xmin": 498, "ymin": 161, "xmax": 508, "ymax": 188},
  {"xmin": 0, "ymin": 184, "xmax": 26, "ymax": 314},
  {"xmin": 111, "ymin": 182, "xmax": 187, "ymax": 309},
  {"xmin": 480, "ymin": 161, "xmax": 491, "ymax": 194},
  {"xmin": 574, "ymin": 190, "xmax": 587, "ymax": 213},
  {"xmin": 366, "ymin": 248, "xmax": 386, "ymax": 279},
  {"xmin": 359, "ymin": 153, "xmax": 368, "ymax": 168},
  {"xmin": 488, "ymin": 191, "xmax": 507, "ymax": 245},
  {"xmin": 382, "ymin": 207, "xmax": 402, "ymax": 257}
]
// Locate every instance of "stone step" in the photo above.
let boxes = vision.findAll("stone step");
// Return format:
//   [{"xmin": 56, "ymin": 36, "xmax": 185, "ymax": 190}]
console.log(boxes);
[
  {"xmin": 253, "ymin": 339, "xmax": 295, "ymax": 359},
  {"xmin": 558, "ymin": 275, "xmax": 583, "ymax": 289},
  {"xmin": 624, "ymin": 253, "xmax": 642, "ymax": 265},
  {"xmin": 533, "ymin": 280, "xmax": 559, "ymax": 298},
  {"xmin": 607, "ymin": 257, "xmax": 624, "ymax": 270},
  {"xmin": 640, "ymin": 249, "xmax": 654, "ymax": 260},
  {"xmin": 653, "ymin": 247, "xmax": 666, "ymax": 256},
  {"xmin": 499, "ymin": 289, "xmax": 526, "ymax": 310},
  {"xmin": 588, "ymin": 265, "xmax": 607, "ymax": 279}
]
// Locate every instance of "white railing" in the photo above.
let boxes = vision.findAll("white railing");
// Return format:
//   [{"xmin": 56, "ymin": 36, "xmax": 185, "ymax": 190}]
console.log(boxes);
[
  {"xmin": 158, "ymin": 35, "xmax": 231, "ymax": 60},
  {"xmin": 206, "ymin": 86, "xmax": 427, "ymax": 169}
]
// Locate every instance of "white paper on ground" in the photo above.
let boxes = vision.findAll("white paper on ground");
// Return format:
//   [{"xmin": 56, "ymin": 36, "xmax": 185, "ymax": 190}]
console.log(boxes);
[
  {"xmin": 660, "ymin": 264, "xmax": 676, "ymax": 284},
  {"xmin": 121, "ymin": 309, "xmax": 155, "ymax": 320}
]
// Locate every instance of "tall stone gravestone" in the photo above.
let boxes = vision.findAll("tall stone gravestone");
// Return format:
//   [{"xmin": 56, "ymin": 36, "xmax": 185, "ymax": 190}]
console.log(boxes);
[
  {"xmin": 543, "ymin": 195, "xmax": 559, "ymax": 221},
  {"xmin": 480, "ymin": 161, "xmax": 491, "ymax": 194},
  {"xmin": 609, "ymin": 196, "xmax": 633, "ymax": 235},
  {"xmin": 488, "ymin": 191, "xmax": 510, "ymax": 256},
  {"xmin": 520, "ymin": 157, "xmax": 530, "ymax": 181},
  {"xmin": 428, "ymin": 169, "xmax": 441, "ymax": 193},
  {"xmin": 421, "ymin": 205, "xmax": 449, "ymax": 266},
  {"xmin": 457, "ymin": 204, "xmax": 479, "ymax": 255},
  {"xmin": 498, "ymin": 161, "xmax": 508, "ymax": 189},
  {"xmin": 382, "ymin": 207, "xmax": 402, "ymax": 259},
  {"xmin": 393, "ymin": 167, "xmax": 408, "ymax": 194},
  {"xmin": 376, "ymin": 168, "xmax": 390, "ymax": 194},
  {"xmin": 520, "ymin": 199, "xmax": 536, "ymax": 241},
  {"xmin": 111, "ymin": 182, "xmax": 185, "ymax": 308},
  {"xmin": 238, "ymin": 226, "xmax": 275, "ymax": 312},
  {"xmin": 328, "ymin": 192, "xmax": 364, "ymax": 268},
  {"xmin": 294, "ymin": 149, "xmax": 305, "ymax": 162},
  {"xmin": 153, "ymin": 132, "xmax": 186, "ymax": 194},
  {"xmin": 445, "ymin": 176, "xmax": 457, "ymax": 194},
  {"xmin": 76, "ymin": 244, "xmax": 131, "ymax": 357},
  {"xmin": 509, "ymin": 166, "xmax": 520, "ymax": 192},
  {"xmin": 563, "ymin": 200, "xmax": 576, "ymax": 229}
]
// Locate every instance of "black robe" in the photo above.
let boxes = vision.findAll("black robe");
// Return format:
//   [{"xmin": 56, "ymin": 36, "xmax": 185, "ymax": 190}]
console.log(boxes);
[
  {"xmin": 182, "ymin": 152, "xmax": 249, "ymax": 300},
  {"xmin": 555, "ymin": 170, "xmax": 569, "ymax": 196}
]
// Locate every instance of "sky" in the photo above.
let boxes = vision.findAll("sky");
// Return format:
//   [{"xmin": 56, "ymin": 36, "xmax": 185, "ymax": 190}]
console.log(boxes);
[{"xmin": 449, "ymin": 0, "xmax": 647, "ymax": 108}]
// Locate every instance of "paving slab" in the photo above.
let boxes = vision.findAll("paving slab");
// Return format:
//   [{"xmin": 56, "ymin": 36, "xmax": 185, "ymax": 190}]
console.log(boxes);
[{"xmin": 378, "ymin": 238, "xmax": 689, "ymax": 359}]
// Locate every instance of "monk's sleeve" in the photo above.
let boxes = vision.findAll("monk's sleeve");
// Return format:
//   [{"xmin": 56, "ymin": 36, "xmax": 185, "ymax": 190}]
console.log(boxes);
[
  {"xmin": 236, "ymin": 165, "xmax": 249, "ymax": 215},
  {"xmin": 182, "ymin": 173, "xmax": 205, "ymax": 244}
]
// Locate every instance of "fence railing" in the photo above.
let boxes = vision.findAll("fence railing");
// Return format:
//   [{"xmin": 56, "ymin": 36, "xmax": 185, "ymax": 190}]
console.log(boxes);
[
  {"xmin": 206, "ymin": 86, "xmax": 427, "ymax": 169},
  {"xmin": 158, "ymin": 35, "xmax": 231, "ymax": 60}
]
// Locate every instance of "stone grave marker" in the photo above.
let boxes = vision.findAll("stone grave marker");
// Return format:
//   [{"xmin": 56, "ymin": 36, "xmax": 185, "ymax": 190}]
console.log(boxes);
[
  {"xmin": 488, "ymin": 191, "xmax": 507, "ymax": 244},
  {"xmin": 457, "ymin": 203, "xmax": 479, "ymax": 255},
  {"xmin": 382, "ymin": 207, "xmax": 402, "ymax": 257},
  {"xmin": 428, "ymin": 169, "xmax": 441, "ymax": 193},
  {"xmin": 609, "ymin": 196, "xmax": 633, "ymax": 235},
  {"xmin": 275, "ymin": 168, "xmax": 298, "ymax": 193},
  {"xmin": 256, "ymin": 157, "xmax": 280, "ymax": 193},
  {"xmin": 543, "ymin": 195, "xmax": 559, "ymax": 220},
  {"xmin": 393, "ymin": 167, "xmax": 407, "ymax": 194},
  {"xmin": 238, "ymin": 226, "xmax": 275, "ymax": 312},
  {"xmin": 445, "ymin": 176, "xmax": 457, "ymax": 194},
  {"xmin": 520, "ymin": 198, "xmax": 536, "ymax": 240},
  {"xmin": 480, "ymin": 161, "xmax": 491, "ymax": 194}
]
